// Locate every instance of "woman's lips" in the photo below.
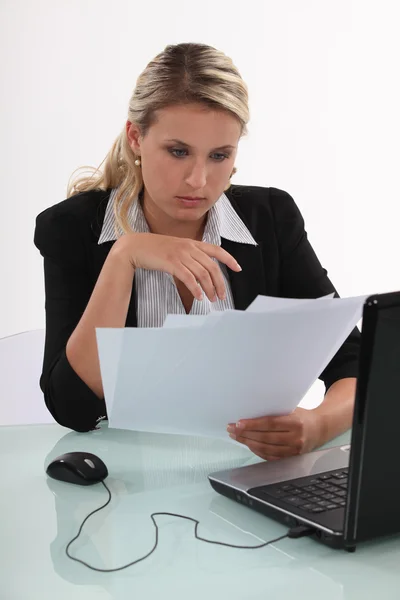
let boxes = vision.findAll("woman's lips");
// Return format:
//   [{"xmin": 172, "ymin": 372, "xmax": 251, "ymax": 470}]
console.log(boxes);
[{"xmin": 176, "ymin": 196, "xmax": 205, "ymax": 207}]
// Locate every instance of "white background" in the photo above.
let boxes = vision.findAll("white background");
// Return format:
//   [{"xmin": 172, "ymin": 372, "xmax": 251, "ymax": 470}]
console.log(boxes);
[
  {"xmin": 1, "ymin": 0, "xmax": 399, "ymax": 344},
  {"xmin": 1, "ymin": 0, "xmax": 399, "ymax": 338}
]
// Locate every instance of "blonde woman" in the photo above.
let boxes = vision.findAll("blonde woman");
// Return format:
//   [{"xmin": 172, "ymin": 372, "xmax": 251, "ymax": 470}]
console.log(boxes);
[{"xmin": 34, "ymin": 43, "xmax": 360, "ymax": 460}]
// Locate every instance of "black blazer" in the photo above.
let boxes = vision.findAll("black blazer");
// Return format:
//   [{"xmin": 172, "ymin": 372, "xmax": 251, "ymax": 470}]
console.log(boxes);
[{"xmin": 34, "ymin": 185, "xmax": 360, "ymax": 432}]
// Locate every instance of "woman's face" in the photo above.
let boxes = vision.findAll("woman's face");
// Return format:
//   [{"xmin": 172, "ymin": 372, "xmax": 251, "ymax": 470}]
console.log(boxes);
[{"xmin": 126, "ymin": 103, "xmax": 241, "ymax": 229}]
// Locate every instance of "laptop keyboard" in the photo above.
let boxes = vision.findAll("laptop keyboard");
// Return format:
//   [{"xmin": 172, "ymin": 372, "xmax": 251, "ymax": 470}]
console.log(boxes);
[{"xmin": 251, "ymin": 468, "xmax": 348, "ymax": 515}]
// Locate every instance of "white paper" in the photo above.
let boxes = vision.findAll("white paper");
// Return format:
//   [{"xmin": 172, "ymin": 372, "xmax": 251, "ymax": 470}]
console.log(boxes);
[
  {"xmin": 109, "ymin": 326, "xmax": 215, "ymax": 430},
  {"xmin": 161, "ymin": 293, "xmax": 335, "ymax": 329},
  {"xmin": 246, "ymin": 292, "xmax": 335, "ymax": 313},
  {"xmin": 126, "ymin": 298, "xmax": 363, "ymax": 436},
  {"xmin": 163, "ymin": 314, "xmax": 208, "ymax": 328},
  {"xmin": 96, "ymin": 328, "xmax": 124, "ymax": 413},
  {"xmin": 96, "ymin": 294, "xmax": 366, "ymax": 439},
  {"xmin": 162, "ymin": 311, "xmax": 224, "ymax": 329}
]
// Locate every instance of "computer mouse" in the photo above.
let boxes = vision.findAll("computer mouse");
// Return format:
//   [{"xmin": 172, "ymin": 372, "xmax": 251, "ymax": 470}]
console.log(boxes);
[{"xmin": 46, "ymin": 452, "xmax": 108, "ymax": 486}]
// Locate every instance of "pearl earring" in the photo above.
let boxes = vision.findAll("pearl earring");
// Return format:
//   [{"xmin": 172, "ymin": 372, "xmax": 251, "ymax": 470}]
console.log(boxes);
[{"xmin": 134, "ymin": 158, "xmax": 141, "ymax": 167}]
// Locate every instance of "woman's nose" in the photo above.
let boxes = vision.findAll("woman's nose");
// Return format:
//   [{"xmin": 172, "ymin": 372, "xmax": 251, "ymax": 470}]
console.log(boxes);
[{"xmin": 185, "ymin": 162, "xmax": 207, "ymax": 189}]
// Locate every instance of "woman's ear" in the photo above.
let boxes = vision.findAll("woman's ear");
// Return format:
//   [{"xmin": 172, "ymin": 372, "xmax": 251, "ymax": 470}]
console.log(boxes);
[{"xmin": 126, "ymin": 120, "xmax": 142, "ymax": 155}]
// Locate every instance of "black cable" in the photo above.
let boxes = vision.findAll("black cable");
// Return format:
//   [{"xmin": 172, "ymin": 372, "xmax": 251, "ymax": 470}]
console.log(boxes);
[{"xmin": 65, "ymin": 481, "xmax": 291, "ymax": 573}]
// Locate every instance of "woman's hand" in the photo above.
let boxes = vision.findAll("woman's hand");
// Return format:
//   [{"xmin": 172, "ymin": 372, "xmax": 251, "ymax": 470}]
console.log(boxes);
[
  {"xmin": 227, "ymin": 408, "xmax": 323, "ymax": 461},
  {"xmin": 113, "ymin": 232, "xmax": 242, "ymax": 302}
]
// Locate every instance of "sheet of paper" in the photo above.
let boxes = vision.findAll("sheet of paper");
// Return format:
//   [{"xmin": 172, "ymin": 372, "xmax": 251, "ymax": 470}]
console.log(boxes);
[
  {"xmin": 246, "ymin": 292, "xmax": 335, "ymax": 313},
  {"xmin": 99, "ymin": 327, "xmax": 202, "ymax": 428},
  {"xmin": 132, "ymin": 299, "xmax": 363, "ymax": 436},
  {"xmin": 162, "ymin": 294, "xmax": 336, "ymax": 326},
  {"xmin": 162, "ymin": 295, "xmax": 365, "ymax": 393},
  {"xmin": 161, "ymin": 293, "xmax": 336, "ymax": 329},
  {"xmin": 99, "ymin": 295, "xmax": 366, "ymax": 438},
  {"xmin": 96, "ymin": 328, "xmax": 124, "ymax": 413},
  {"xmin": 162, "ymin": 311, "xmax": 224, "ymax": 329},
  {"xmin": 163, "ymin": 314, "xmax": 207, "ymax": 328}
]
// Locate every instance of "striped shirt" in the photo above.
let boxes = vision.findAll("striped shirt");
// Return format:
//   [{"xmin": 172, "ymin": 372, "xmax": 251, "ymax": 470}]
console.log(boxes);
[{"xmin": 98, "ymin": 189, "xmax": 257, "ymax": 327}]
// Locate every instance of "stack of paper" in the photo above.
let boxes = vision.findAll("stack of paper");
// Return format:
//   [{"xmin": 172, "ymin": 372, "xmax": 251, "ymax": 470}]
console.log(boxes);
[{"xmin": 96, "ymin": 294, "xmax": 366, "ymax": 439}]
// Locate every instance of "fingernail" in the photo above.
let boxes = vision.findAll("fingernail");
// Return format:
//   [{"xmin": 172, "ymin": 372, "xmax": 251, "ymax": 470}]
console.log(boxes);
[
  {"xmin": 226, "ymin": 425, "xmax": 235, "ymax": 433},
  {"xmin": 236, "ymin": 421, "xmax": 244, "ymax": 429},
  {"xmin": 228, "ymin": 433, "xmax": 236, "ymax": 440},
  {"xmin": 236, "ymin": 263, "xmax": 242, "ymax": 271}
]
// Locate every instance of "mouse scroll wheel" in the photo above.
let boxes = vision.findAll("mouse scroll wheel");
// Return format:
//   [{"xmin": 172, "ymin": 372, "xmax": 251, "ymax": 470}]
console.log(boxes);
[{"xmin": 84, "ymin": 459, "xmax": 96, "ymax": 469}]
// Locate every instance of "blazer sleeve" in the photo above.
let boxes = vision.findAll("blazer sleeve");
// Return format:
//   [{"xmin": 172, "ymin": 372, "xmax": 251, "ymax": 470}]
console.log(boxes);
[
  {"xmin": 271, "ymin": 188, "xmax": 361, "ymax": 392},
  {"xmin": 34, "ymin": 206, "xmax": 107, "ymax": 432}
]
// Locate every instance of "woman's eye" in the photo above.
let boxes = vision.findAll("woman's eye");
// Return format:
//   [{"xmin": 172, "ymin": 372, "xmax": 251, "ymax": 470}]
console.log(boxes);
[
  {"xmin": 211, "ymin": 153, "xmax": 229, "ymax": 162},
  {"xmin": 168, "ymin": 148, "xmax": 229, "ymax": 161},
  {"xmin": 169, "ymin": 148, "xmax": 188, "ymax": 158}
]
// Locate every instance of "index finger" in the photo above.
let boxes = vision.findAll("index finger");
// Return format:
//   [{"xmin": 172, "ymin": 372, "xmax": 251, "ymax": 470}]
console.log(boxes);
[
  {"xmin": 199, "ymin": 242, "xmax": 242, "ymax": 272},
  {"xmin": 236, "ymin": 415, "xmax": 292, "ymax": 432}
]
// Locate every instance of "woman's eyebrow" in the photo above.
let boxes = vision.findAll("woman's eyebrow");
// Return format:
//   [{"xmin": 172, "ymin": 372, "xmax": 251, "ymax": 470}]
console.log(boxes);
[{"xmin": 164, "ymin": 138, "xmax": 235, "ymax": 151}]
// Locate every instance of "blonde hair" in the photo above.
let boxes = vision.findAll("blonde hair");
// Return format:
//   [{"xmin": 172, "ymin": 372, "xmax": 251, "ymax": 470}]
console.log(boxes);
[{"xmin": 67, "ymin": 42, "xmax": 250, "ymax": 234}]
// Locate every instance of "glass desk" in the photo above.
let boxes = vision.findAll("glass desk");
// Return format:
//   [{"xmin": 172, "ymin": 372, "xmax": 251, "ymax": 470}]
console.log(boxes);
[{"xmin": 1, "ymin": 423, "xmax": 399, "ymax": 599}]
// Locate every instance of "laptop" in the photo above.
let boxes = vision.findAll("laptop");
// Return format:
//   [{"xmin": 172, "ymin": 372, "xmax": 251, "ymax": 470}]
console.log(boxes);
[{"xmin": 208, "ymin": 291, "xmax": 400, "ymax": 551}]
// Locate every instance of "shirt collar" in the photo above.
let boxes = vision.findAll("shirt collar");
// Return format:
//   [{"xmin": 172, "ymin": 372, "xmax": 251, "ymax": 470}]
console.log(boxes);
[{"xmin": 98, "ymin": 188, "xmax": 257, "ymax": 246}]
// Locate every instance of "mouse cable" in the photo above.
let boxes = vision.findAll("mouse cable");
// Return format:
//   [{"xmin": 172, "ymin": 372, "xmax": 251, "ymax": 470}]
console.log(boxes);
[{"xmin": 65, "ymin": 480, "xmax": 314, "ymax": 573}]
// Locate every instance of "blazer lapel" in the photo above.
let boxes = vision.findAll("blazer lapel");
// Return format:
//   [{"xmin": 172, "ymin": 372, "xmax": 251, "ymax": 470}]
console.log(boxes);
[{"xmin": 221, "ymin": 239, "xmax": 266, "ymax": 310}]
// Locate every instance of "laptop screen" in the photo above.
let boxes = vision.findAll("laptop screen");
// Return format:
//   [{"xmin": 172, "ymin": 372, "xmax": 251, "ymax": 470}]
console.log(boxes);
[{"xmin": 345, "ymin": 292, "xmax": 400, "ymax": 546}]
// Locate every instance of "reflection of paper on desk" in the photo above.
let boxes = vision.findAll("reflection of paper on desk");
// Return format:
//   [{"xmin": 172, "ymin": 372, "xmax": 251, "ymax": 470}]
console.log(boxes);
[{"xmin": 97, "ymin": 295, "xmax": 365, "ymax": 439}]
